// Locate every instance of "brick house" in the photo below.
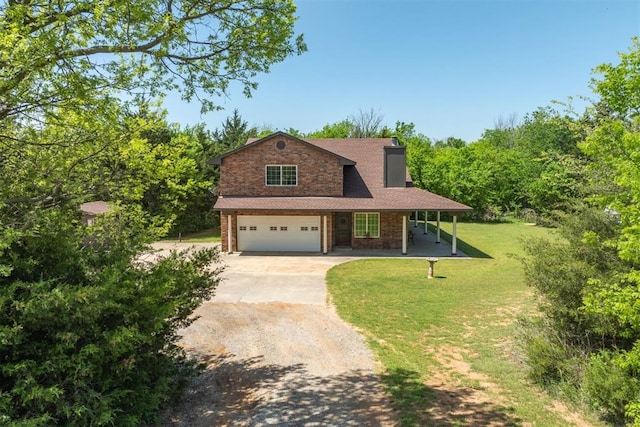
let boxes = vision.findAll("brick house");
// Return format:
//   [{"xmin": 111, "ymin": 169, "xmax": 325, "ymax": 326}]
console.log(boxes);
[{"xmin": 210, "ymin": 131, "xmax": 472, "ymax": 254}]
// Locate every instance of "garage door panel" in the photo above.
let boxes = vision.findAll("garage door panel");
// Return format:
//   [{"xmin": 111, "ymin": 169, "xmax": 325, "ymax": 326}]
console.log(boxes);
[{"xmin": 237, "ymin": 215, "xmax": 320, "ymax": 252}]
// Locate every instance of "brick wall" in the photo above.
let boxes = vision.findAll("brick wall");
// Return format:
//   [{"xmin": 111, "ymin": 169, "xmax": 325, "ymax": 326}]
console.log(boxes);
[
  {"xmin": 219, "ymin": 212, "xmax": 237, "ymax": 253},
  {"xmin": 219, "ymin": 135, "xmax": 343, "ymax": 197},
  {"xmin": 351, "ymin": 212, "xmax": 405, "ymax": 250}
]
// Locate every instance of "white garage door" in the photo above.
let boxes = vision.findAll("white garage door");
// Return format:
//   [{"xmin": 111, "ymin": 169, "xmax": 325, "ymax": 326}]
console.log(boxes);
[{"xmin": 237, "ymin": 215, "xmax": 321, "ymax": 252}]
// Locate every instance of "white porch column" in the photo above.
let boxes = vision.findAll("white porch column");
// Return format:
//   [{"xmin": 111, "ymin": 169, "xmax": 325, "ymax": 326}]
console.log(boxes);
[
  {"xmin": 452, "ymin": 214, "xmax": 458, "ymax": 256},
  {"xmin": 402, "ymin": 215, "xmax": 408, "ymax": 255},
  {"xmin": 436, "ymin": 211, "xmax": 441, "ymax": 243},
  {"xmin": 424, "ymin": 210, "xmax": 428, "ymax": 234},
  {"xmin": 323, "ymin": 215, "xmax": 328, "ymax": 254},
  {"xmin": 227, "ymin": 214, "xmax": 233, "ymax": 254},
  {"xmin": 414, "ymin": 210, "xmax": 418, "ymax": 227}
]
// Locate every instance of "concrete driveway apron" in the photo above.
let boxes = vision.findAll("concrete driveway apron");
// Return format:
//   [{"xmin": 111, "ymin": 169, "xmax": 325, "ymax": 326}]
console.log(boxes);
[{"xmin": 214, "ymin": 254, "xmax": 352, "ymax": 305}]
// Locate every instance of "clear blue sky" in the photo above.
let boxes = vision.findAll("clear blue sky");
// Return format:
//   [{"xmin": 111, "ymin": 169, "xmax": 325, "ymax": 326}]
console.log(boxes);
[{"xmin": 163, "ymin": 0, "xmax": 640, "ymax": 142}]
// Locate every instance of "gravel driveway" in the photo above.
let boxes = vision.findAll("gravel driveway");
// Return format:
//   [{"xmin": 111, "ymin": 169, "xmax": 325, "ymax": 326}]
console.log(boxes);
[{"xmin": 159, "ymin": 249, "xmax": 397, "ymax": 426}]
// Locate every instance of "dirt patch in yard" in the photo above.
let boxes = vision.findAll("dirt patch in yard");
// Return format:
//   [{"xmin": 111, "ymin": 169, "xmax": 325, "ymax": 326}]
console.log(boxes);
[{"xmin": 417, "ymin": 344, "xmax": 518, "ymax": 426}]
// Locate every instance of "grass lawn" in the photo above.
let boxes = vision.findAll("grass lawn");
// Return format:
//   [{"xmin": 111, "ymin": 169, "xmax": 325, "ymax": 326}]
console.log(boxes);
[
  {"xmin": 327, "ymin": 221, "xmax": 604, "ymax": 427},
  {"xmin": 162, "ymin": 227, "xmax": 221, "ymax": 243}
]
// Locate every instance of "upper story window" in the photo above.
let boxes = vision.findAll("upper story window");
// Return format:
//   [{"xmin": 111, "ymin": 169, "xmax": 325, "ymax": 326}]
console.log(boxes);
[{"xmin": 266, "ymin": 165, "xmax": 297, "ymax": 186}]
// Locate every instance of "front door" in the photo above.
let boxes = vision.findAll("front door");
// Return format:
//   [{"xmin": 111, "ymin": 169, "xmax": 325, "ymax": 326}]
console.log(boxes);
[{"xmin": 335, "ymin": 212, "xmax": 351, "ymax": 247}]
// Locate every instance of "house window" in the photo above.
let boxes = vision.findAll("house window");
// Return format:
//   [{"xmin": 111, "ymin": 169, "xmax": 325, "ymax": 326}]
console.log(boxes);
[
  {"xmin": 354, "ymin": 213, "xmax": 380, "ymax": 238},
  {"xmin": 249, "ymin": 226, "xmax": 257, "ymax": 231},
  {"xmin": 270, "ymin": 226, "xmax": 277, "ymax": 231},
  {"xmin": 280, "ymin": 226, "xmax": 288, "ymax": 231},
  {"xmin": 239, "ymin": 226, "xmax": 247, "ymax": 231},
  {"xmin": 301, "ymin": 226, "xmax": 309, "ymax": 231},
  {"xmin": 266, "ymin": 165, "xmax": 297, "ymax": 186}
]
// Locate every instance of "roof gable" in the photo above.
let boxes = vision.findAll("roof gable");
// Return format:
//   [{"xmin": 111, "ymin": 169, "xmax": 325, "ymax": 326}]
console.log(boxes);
[{"xmin": 208, "ymin": 131, "xmax": 356, "ymax": 166}]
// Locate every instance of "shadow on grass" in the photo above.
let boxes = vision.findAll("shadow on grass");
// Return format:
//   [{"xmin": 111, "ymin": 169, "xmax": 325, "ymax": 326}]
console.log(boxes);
[
  {"xmin": 160, "ymin": 353, "xmax": 395, "ymax": 426},
  {"xmin": 381, "ymin": 368, "xmax": 523, "ymax": 426},
  {"xmin": 428, "ymin": 224, "xmax": 492, "ymax": 259}
]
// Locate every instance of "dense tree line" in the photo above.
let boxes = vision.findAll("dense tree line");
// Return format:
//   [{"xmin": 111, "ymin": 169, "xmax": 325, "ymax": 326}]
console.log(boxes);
[{"xmin": 404, "ymin": 107, "xmax": 587, "ymax": 221}]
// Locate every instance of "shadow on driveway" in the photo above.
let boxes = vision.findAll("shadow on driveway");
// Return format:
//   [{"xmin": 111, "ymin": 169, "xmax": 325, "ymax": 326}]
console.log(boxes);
[{"xmin": 161, "ymin": 354, "xmax": 396, "ymax": 427}]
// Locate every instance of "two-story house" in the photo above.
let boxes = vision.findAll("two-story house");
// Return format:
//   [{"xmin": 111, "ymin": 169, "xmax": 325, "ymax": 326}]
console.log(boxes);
[{"xmin": 210, "ymin": 131, "xmax": 472, "ymax": 254}]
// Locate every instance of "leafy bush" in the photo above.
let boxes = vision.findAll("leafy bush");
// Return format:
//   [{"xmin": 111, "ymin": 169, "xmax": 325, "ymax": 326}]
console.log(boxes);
[
  {"xmin": 519, "ymin": 203, "xmax": 640, "ymax": 424},
  {"xmin": 519, "ymin": 318, "xmax": 585, "ymax": 389},
  {"xmin": 583, "ymin": 351, "xmax": 640, "ymax": 424},
  {"xmin": 521, "ymin": 205, "xmax": 623, "ymax": 342},
  {"xmin": 0, "ymin": 207, "xmax": 222, "ymax": 426}
]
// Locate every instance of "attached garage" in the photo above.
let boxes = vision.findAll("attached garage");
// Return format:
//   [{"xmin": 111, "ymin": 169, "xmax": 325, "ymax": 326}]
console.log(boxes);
[{"xmin": 237, "ymin": 215, "xmax": 321, "ymax": 252}]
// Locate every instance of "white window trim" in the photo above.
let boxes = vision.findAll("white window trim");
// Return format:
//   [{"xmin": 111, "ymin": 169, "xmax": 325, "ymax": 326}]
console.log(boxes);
[
  {"xmin": 354, "ymin": 212, "xmax": 380, "ymax": 238},
  {"xmin": 265, "ymin": 164, "xmax": 298, "ymax": 187}
]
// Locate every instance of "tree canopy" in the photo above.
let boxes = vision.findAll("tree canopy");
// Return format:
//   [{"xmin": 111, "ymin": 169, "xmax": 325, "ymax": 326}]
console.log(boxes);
[{"xmin": 0, "ymin": 0, "xmax": 306, "ymax": 121}]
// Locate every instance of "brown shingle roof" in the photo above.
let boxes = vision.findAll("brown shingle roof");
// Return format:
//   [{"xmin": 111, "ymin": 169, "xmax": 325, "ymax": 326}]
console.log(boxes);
[{"xmin": 214, "ymin": 135, "xmax": 472, "ymax": 212}]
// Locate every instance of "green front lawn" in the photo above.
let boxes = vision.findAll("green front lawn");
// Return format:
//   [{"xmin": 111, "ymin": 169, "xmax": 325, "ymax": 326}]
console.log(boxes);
[
  {"xmin": 162, "ymin": 227, "xmax": 221, "ymax": 243},
  {"xmin": 327, "ymin": 221, "xmax": 603, "ymax": 426}
]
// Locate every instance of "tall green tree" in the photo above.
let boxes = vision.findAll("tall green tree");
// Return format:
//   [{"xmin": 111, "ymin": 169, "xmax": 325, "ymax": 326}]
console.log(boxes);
[
  {"xmin": 210, "ymin": 109, "xmax": 258, "ymax": 153},
  {"xmin": 579, "ymin": 41, "xmax": 640, "ymax": 423},
  {"xmin": 117, "ymin": 106, "xmax": 210, "ymax": 234}
]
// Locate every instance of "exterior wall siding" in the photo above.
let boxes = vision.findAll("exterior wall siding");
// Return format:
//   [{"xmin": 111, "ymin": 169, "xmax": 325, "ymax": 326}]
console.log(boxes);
[{"xmin": 219, "ymin": 135, "xmax": 343, "ymax": 197}]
